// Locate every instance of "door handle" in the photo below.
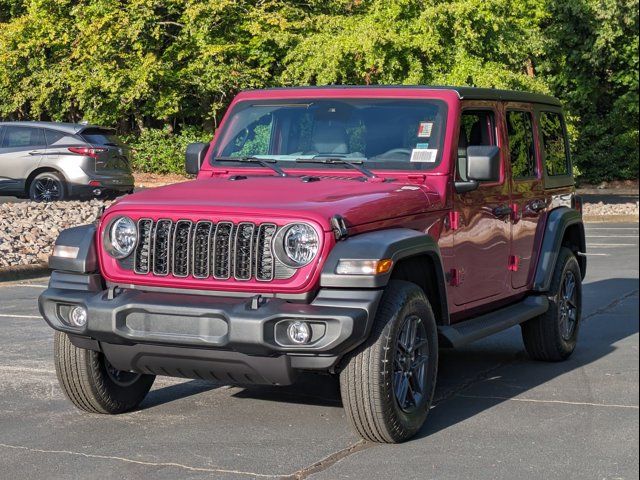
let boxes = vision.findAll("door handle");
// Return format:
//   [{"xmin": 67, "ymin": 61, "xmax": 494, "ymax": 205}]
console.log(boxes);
[
  {"xmin": 492, "ymin": 205, "xmax": 513, "ymax": 218},
  {"xmin": 528, "ymin": 199, "xmax": 547, "ymax": 213},
  {"xmin": 28, "ymin": 150, "xmax": 44, "ymax": 156}
]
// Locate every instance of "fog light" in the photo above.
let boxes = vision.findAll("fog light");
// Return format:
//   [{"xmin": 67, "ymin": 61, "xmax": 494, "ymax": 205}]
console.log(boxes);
[
  {"xmin": 70, "ymin": 306, "xmax": 87, "ymax": 327},
  {"xmin": 287, "ymin": 321, "xmax": 311, "ymax": 344}
]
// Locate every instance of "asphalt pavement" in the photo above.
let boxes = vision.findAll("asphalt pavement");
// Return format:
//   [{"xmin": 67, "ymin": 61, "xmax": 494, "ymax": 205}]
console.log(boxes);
[{"xmin": 0, "ymin": 223, "xmax": 637, "ymax": 479}]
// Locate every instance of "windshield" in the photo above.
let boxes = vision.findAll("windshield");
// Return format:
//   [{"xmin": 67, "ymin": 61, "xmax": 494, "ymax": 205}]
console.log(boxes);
[{"xmin": 211, "ymin": 99, "xmax": 447, "ymax": 170}]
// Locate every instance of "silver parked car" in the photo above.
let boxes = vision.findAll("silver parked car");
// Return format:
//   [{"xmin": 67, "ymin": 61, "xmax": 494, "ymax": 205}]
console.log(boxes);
[{"xmin": 0, "ymin": 121, "xmax": 135, "ymax": 201}]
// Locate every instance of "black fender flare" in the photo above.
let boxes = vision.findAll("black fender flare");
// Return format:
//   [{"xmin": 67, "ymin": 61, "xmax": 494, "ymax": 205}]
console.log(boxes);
[
  {"xmin": 320, "ymin": 228, "xmax": 449, "ymax": 324},
  {"xmin": 48, "ymin": 224, "xmax": 98, "ymax": 273},
  {"xmin": 533, "ymin": 207, "xmax": 586, "ymax": 292}
]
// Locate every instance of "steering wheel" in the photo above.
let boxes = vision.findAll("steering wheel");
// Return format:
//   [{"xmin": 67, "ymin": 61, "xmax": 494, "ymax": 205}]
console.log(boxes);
[{"xmin": 374, "ymin": 148, "xmax": 412, "ymax": 160}]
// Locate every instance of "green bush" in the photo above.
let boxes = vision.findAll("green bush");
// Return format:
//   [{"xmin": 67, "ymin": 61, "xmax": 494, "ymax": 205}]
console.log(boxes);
[{"xmin": 122, "ymin": 127, "xmax": 212, "ymax": 174}]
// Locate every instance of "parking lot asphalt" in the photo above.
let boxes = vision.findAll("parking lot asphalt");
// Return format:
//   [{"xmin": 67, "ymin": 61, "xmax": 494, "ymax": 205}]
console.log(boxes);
[{"xmin": 0, "ymin": 223, "xmax": 637, "ymax": 480}]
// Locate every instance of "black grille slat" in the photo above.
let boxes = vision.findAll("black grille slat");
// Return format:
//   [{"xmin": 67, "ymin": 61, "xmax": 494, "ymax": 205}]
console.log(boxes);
[
  {"xmin": 172, "ymin": 220, "xmax": 192, "ymax": 277},
  {"xmin": 192, "ymin": 221, "xmax": 213, "ymax": 278},
  {"xmin": 152, "ymin": 220, "xmax": 173, "ymax": 276},
  {"xmin": 234, "ymin": 222, "xmax": 255, "ymax": 280},
  {"xmin": 134, "ymin": 219, "xmax": 153, "ymax": 274},
  {"xmin": 256, "ymin": 224, "xmax": 277, "ymax": 281},
  {"xmin": 212, "ymin": 222, "xmax": 233, "ymax": 279},
  {"xmin": 133, "ymin": 219, "xmax": 297, "ymax": 281}
]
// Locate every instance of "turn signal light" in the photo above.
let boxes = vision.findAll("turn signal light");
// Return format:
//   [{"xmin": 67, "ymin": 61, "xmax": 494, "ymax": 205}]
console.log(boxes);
[{"xmin": 336, "ymin": 259, "xmax": 393, "ymax": 275}]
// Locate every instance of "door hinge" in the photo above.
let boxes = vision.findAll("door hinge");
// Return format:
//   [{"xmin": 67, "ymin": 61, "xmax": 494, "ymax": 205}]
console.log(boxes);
[
  {"xmin": 508, "ymin": 255, "xmax": 520, "ymax": 272},
  {"xmin": 448, "ymin": 211, "xmax": 460, "ymax": 231}
]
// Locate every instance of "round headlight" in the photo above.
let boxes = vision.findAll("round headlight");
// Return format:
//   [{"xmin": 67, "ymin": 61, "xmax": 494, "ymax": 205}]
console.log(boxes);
[
  {"xmin": 282, "ymin": 223, "xmax": 319, "ymax": 267},
  {"xmin": 107, "ymin": 216, "xmax": 137, "ymax": 259}
]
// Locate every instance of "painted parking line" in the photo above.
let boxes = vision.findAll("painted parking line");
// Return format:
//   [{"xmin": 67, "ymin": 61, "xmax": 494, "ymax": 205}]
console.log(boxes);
[
  {"xmin": 588, "ymin": 243, "xmax": 638, "ymax": 247},
  {"xmin": 587, "ymin": 235, "xmax": 639, "ymax": 238},
  {"xmin": 0, "ymin": 313, "xmax": 41, "ymax": 319}
]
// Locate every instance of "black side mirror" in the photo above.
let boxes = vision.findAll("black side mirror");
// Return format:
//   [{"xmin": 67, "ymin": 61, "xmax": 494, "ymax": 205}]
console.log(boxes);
[
  {"xmin": 455, "ymin": 145, "xmax": 501, "ymax": 193},
  {"xmin": 185, "ymin": 142, "xmax": 210, "ymax": 175}
]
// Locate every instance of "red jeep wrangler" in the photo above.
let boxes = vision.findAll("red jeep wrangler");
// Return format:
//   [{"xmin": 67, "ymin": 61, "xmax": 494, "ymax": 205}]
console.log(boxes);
[{"xmin": 40, "ymin": 86, "xmax": 586, "ymax": 443}]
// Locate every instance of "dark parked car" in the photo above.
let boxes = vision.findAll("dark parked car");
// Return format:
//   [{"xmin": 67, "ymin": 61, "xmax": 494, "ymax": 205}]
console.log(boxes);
[
  {"xmin": 40, "ymin": 86, "xmax": 585, "ymax": 443},
  {"xmin": 0, "ymin": 121, "xmax": 134, "ymax": 201}
]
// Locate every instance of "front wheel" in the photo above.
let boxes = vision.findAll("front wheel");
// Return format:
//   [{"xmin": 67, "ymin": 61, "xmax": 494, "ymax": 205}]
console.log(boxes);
[
  {"xmin": 54, "ymin": 331, "xmax": 155, "ymax": 413},
  {"xmin": 521, "ymin": 247, "xmax": 582, "ymax": 361},
  {"xmin": 339, "ymin": 280, "xmax": 438, "ymax": 443}
]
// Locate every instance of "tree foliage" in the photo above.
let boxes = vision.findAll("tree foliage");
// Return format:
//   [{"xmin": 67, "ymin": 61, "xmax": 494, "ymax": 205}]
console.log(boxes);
[{"xmin": 0, "ymin": 0, "xmax": 637, "ymax": 181}]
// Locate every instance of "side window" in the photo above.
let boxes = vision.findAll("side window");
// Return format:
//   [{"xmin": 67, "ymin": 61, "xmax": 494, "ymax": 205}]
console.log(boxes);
[
  {"xmin": 1, "ymin": 126, "xmax": 46, "ymax": 149},
  {"xmin": 506, "ymin": 111, "xmax": 537, "ymax": 179},
  {"xmin": 44, "ymin": 129, "xmax": 66, "ymax": 146},
  {"xmin": 457, "ymin": 110, "xmax": 496, "ymax": 181},
  {"xmin": 539, "ymin": 111, "xmax": 570, "ymax": 176}
]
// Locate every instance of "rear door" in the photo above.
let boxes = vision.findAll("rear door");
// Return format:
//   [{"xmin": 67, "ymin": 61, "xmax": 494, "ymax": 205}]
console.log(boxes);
[
  {"xmin": 0, "ymin": 126, "xmax": 46, "ymax": 193},
  {"xmin": 504, "ymin": 106, "xmax": 545, "ymax": 289},
  {"xmin": 79, "ymin": 127, "xmax": 131, "ymax": 174}
]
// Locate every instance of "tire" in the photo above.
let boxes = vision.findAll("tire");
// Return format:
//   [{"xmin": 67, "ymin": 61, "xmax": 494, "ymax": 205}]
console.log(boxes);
[
  {"xmin": 339, "ymin": 280, "xmax": 438, "ymax": 443},
  {"xmin": 29, "ymin": 171, "xmax": 66, "ymax": 202},
  {"xmin": 521, "ymin": 247, "xmax": 582, "ymax": 361},
  {"xmin": 53, "ymin": 331, "xmax": 155, "ymax": 414}
]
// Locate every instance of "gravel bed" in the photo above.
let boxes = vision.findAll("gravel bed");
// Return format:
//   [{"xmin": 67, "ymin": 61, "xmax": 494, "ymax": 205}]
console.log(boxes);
[
  {"xmin": 0, "ymin": 198, "xmax": 637, "ymax": 268},
  {"xmin": 0, "ymin": 200, "xmax": 111, "ymax": 268}
]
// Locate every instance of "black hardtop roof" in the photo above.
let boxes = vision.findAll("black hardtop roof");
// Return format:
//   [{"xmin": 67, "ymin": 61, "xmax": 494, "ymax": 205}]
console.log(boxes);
[{"xmin": 246, "ymin": 85, "xmax": 562, "ymax": 107}]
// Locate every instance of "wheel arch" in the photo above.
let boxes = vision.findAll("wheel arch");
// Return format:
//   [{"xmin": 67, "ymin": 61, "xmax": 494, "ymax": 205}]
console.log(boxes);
[
  {"xmin": 25, "ymin": 167, "xmax": 68, "ymax": 194},
  {"xmin": 533, "ymin": 206, "xmax": 586, "ymax": 292},
  {"xmin": 320, "ymin": 228, "xmax": 450, "ymax": 325}
]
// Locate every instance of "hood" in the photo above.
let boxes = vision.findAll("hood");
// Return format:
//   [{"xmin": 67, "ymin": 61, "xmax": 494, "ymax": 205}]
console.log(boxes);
[{"xmin": 110, "ymin": 174, "xmax": 445, "ymax": 230}]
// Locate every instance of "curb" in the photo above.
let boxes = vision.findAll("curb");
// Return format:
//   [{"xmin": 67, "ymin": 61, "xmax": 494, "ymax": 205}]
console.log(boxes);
[
  {"xmin": 583, "ymin": 214, "xmax": 639, "ymax": 223},
  {"xmin": 0, "ymin": 263, "xmax": 50, "ymax": 283}
]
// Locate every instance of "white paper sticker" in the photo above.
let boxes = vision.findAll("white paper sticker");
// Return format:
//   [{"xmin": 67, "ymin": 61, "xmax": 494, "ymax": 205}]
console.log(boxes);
[
  {"xmin": 417, "ymin": 122, "xmax": 434, "ymax": 137},
  {"xmin": 410, "ymin": 148, "xmax": 438, "ymax": 163}
]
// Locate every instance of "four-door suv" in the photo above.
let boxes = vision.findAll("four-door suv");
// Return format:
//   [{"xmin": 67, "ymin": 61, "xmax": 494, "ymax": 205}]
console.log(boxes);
[
  {"xmin": 39, "ymin": 86, "xmax": 586, "ymax": 443},
  {"xmin": 0, "ymin": 121, "xmax": 134, "ymax": 201}
]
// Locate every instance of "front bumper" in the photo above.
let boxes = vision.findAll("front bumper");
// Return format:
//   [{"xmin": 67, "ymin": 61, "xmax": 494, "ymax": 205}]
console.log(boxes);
[{"xmin": 39, "ymin": 272, "xmax": 382, "ymax": 385}]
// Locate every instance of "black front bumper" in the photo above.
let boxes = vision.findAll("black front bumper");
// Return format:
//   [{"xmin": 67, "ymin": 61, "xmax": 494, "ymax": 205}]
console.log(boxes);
[{"xmin": 39, "ymin": 272, "xmax": 382, "ymax": 385}]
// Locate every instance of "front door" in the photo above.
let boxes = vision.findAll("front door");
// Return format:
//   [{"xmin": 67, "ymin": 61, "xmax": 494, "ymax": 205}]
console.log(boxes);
[
  {"xmin": 0, "ymin": 126, "xmax": 46, "ymax": 193},
  {"xmin": 451, "ymin": 106, "xmax": 511, "ymax": 308},
  {"xmin": 504, "ymin": 107, "xmax": 544, "ymax": 289}
]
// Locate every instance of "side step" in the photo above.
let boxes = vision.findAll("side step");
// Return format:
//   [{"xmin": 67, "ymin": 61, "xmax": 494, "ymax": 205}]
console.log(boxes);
[{"xmin": 438, "ymin": 296, "xmax": 549, "ymax": 348}]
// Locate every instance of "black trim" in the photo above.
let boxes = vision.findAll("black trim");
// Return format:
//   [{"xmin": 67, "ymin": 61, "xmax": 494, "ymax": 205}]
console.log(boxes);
[
  {"xmin": 48, "ymin": 224, "xmax": 98, "ymax": 273},
  {"xmin": 533, "ymin": 207, "xmax": 586, "ymax": 291},
  {"xmin": 240, "ymin": 86, "xmax": 562, "ymax": 106},
  {"xmin": 439, "ymin": 296, "xmax": 549, "ymax": 348},
  {"xmin": 320, "ymin": 228, "xmax": 449, "ymax": 324}
]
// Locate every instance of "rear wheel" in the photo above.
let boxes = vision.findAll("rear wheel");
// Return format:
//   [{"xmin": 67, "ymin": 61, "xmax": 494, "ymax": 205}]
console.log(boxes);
[
  {"xmin": 54, "ymin": 331, "xmax": 155, "ymax": 413},
  {"xmin": 29, "ymin": 172, "xmax": 66, "ymax": 202},
  {"xmin": 521, "ymin": 247, "xmax": 582, "ymax": 361},
  {"xmin": 339, "ymin": 280, "xmax": 438, "ymax": 443}
]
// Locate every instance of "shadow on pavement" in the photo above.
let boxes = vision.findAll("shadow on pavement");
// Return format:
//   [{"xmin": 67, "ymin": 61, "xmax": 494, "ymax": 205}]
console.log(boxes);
[{"xmin": 135, "ymin": 278, "xmax": 638, "ymax": 434}]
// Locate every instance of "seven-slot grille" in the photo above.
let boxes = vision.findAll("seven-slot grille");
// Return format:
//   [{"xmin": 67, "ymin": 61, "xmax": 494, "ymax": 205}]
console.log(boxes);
[{"xmin": 132, "ymin": 219, "xmax": 284, "ymax": 281}]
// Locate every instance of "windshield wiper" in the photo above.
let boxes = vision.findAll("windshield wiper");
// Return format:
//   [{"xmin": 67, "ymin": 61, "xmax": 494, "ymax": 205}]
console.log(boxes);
[
  {"xmin": 295, "ymin": 156, "xmax": 377, "ymax": 179},
  {"xmin": 214, "ymin": 156, "xmax": 288, "ymax": 177}
]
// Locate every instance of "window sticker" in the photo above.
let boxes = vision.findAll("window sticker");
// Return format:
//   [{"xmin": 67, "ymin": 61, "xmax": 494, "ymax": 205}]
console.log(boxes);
[
  {"xmin": 417, "ymin": 121, "xmax": 434, "ymax": 138},
  {"xmin": 415, "ymin": 142, "xmax": 430, "ymax": 149},
  {"xmin": 410, "ymin": 148, "xmax": 438, "ymax": 163}
]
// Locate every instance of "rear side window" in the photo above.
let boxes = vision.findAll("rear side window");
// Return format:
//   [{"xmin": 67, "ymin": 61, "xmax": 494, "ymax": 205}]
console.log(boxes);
[
  {"xmin": 506, "ymin": 111, "xmax": 537, "ymax": 179},
  {"xmin": 81, "ymin": 128, "xmax": 123, "ymax": 146},
  {"xmin": 44, "ymin": 129, "xmax": 66, "ymax": 146},
  {"xmin": 1, "ymin": 126, "xmax": 46, "ymax": 148},
  {"xmin": 539, "ymin": 111, "xmax": 570, "ymax": 176}
]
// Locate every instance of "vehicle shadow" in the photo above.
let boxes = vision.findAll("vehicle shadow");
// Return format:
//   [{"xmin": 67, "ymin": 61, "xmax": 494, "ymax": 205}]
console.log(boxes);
[{"xmin": 140, "ymin": 278, "xmax": 638, "ymax": 435}]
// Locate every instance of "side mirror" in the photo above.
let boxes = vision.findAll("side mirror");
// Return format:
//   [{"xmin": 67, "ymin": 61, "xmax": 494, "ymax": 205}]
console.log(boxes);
[
  {"xmin": 185, "ymin": 142, "xmax": 210, "ymax": 175},
  {"xmin": 455, "ymin": 145, "xmax": 501, "ymax": 193}
]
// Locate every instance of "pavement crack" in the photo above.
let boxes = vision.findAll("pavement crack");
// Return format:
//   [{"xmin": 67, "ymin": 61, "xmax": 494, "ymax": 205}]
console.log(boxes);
[
  {"xmin": 456, "ymin": 394, "xmax": 639, "ymax": 409},
  {"xmin": 582, "ymin": 288, "xmax": 639, "ymax": 322},
  {"xmin": 286, "ymin": 440, "xmax": 373, "ymax": 480},
  {"xmin": 0, "ymin": 443, "xmax": 281, "ymax": 478}
]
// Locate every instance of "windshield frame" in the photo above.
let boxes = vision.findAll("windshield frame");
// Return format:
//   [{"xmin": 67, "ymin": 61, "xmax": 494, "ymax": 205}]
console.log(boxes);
[{"xmin": 208, "ymin": 97, "xmax": 449, "ymax": 172}]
